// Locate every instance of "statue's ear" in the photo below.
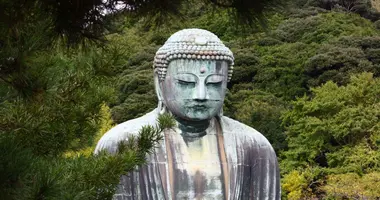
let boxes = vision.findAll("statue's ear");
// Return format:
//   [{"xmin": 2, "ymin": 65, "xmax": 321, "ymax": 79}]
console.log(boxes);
[
  {"xmin": 154, "ymin": 69, "xmax": 166, "ymax": 114},
  {"xmin": 154, "ymin": 69, "xmax": 163, "ymax": 101}
]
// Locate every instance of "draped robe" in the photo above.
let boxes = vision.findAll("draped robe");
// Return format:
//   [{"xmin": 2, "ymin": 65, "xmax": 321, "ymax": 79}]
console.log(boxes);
[{"xmin": 95, "ymin": 109, "xmax": 280, "ymax": 200}]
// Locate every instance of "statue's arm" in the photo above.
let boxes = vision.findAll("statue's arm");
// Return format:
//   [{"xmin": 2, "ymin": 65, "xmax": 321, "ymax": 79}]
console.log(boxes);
[
  {"xmin": 249, "ymin": 142, "xmax": 281, "ymax": 200},
  {"xmin": 219, "ymin": 116, "xmax": 281, "ymax": 199},
  {"xmin": 94, "ymin": 127, "xmax": 131, "ymax": 154}
]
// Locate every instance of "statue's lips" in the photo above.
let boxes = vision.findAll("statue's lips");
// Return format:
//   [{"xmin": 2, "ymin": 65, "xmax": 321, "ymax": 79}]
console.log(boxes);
[
  {"xmin": 189, "ymin": 104, "xmax": 207, "ymax": 109},
  {"xmin": 167, "ymin": 99, "xmax": 221, "ymax": 110},
  {"xmin": 185, "ymin": 100, "xmax": 220, "ymax": 109}
]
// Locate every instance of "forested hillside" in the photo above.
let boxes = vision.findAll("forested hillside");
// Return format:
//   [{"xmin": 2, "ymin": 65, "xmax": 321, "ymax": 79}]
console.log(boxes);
[
  {"xmin": 1, "ymin": 0, "xmax": 380, "ymax": 199},
  {"xmin": 107, "ymin": 1, "xmax": 380, "ymax": 199}
]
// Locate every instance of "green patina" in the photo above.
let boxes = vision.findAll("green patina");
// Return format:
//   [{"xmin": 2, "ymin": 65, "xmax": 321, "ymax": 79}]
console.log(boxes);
[{"xmin": 161, "ymin": 59, "xmax": 228, "ymax": 123}]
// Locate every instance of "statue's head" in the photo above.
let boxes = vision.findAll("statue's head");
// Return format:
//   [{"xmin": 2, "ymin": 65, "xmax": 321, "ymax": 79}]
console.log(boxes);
[{"xmin": 153, "ymin": 29, "xmax": 234, "ymax": 121}]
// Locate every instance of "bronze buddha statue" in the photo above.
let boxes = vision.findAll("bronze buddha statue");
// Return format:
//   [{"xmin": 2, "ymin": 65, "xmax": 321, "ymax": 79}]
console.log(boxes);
[{"xmin": 95, "ymin": 29, "xmax": 280, "ymax": 200}]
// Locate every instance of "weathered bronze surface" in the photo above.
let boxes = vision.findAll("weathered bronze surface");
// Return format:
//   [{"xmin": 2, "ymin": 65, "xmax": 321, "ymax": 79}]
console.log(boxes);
[{"xmin": 95, "ymin": 29, "xmax": 280, "ymax": 200}]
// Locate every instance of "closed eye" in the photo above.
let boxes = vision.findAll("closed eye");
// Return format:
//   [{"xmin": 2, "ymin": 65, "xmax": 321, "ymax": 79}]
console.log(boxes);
[
  {"xmin": 207, "ymin": 81, "xmax": 222, "ymax": 85},
  {"xmin": 175, "ymin": 74, "xmax": 197, "ymax": 86},
  {"xmin": 177, "ymin": 79, "xmax": 196, "ymax": 84},
  {"xmin": 206, "ymin": 74, "xmax": 224, "ymax": 85},
  {"xmin": 206, "ymin": 81, "xmax": 222, "ymax": 87},
  {"xmin": 177, "ymin": 79, "xmax": 196, "ymax": 88}
]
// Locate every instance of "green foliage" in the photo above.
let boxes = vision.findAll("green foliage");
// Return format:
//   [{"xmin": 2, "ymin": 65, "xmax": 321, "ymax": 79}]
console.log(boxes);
[
  {"xmin": 240, "ymin": 11, "xmax": 380, "ymax": 100},
  {"xmin": 157, "ymin": 113, "xmax": 177, "ymax": 130},
  {"xmin": 110, "ymin": 47, "xmax": 158, "ymax": 123},
  {"xmin": 282, "ymin": 72, "xmax": 380, "ymax": 173},
  {"xmin": 253, "ymin": 42, "xmax": 313, "ymax": 99},
  {"xmin": 206, "ymin": 0, "xmax": 285, "ymax": 25},
  {"xmin": 225, "ymin": 84, "xmax": 287, "ymax": 152},
  {"xmin": 282, "ymin": 167, "xmax": 325, "ymax": 199},
  {"xmin": 274, "ymin": 12, "xmax": 377, "ymax": 44},
  {"xmin": 282, "ymin": 170, "xmax": 312, "ymax": 200},
  {"xmin": 323, "ymin": 172, "xmax": 380, "ymax": 199},
  {"xmin": 190, "ymin": 8, "xmax": 250, "ymax": 41},
  {"xmin": 305, "ymin": 45, "xmax": 378, "ymax": 87},
  {"xmin": 287, "ymin": 6, "xmax": 328, "ymax": 18},
  {"xmin": 0, "ymin": 1, "xmax": 171, "ymax": 197},
  {"xmin": 0, "ymin": 47, "xmax": 117, "ymax": 156},
  {"xmin": 2, "ymin": 0, "xmax": 380, "ymax": 198},
  {"xmin": 65, "ymin": 103, "xmax": 115, "ymax": 157},
  {"xmin": 280, "ymin": 73, "xmax": 380, "ymax": 198},
  {"xmin": 0, "ymin": 113, "xmax": 173, "ymax": 200},
  {"xmin": 375, "ymin": 19, "xmax": 380, "ymax": 29},
  {"xmin": 228, "ymin": 47, "xmax": 260, "ymax": 84},
  {"xmin": 105, "ymin": 7, "xmax": 380, "ymax": 198},
  {"xmin": 290, "ymin": 0, "xmax": 380, "ymax": 22},
  {"xmin": 117, "ymin": 113, "xmax": 174, "ymax": 157},
  {"xmin": 0, "ymin": 135, "xmax": 34, "ymax": 199},
  {"xmin": 105, "ymin": 5, "xmax": 380, "ymax": 199}
]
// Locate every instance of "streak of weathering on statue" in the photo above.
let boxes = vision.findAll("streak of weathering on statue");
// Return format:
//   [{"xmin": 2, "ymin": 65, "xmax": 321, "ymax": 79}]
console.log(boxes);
[{"xmin": 153, "ymin": 29, "xmax": 234, "ymax": 82}]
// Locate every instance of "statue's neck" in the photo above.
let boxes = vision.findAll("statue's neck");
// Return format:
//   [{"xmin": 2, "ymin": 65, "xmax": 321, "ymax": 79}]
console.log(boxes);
[{"xmin": 174, "ymin": 116, "xmax": 210, "ymax": 138}]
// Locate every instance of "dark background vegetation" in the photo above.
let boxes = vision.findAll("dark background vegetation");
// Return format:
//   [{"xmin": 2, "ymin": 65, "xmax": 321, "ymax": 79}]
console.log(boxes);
[{"xmin": 1, "ymin": 0, "xmax": 380, "ymax": 199}]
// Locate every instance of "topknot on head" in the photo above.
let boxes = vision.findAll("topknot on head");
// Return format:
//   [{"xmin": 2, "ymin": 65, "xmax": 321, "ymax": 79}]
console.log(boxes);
[{"xmin": 153, "ymin": 28, "xmax": 234, "ymax": 82}]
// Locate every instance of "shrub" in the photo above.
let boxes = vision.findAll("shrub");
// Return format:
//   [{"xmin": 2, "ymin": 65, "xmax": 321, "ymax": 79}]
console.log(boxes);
[
  {"xmin": 225, "ymin": 84, "xmax": 287, "ymax": 152},
  {"xmin": 305, "ymin": 46, "xmax": 376, "ymax": 87},
  {"xmin": 323, "ymin": 172, "xmax": 380, "ymax": 199},
  {"xmin": 282, "ymin": 73, "xmax": 380, "ymax": 172}
]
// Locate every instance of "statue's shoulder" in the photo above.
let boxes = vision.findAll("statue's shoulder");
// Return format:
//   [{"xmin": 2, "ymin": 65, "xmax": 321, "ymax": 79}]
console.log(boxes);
[
  {"xmin": 94, "ymin": 109, "xmax": 158, "ymax": 154},
  {"xmin": 220, "ymin": 116, "xmax": 274, "ymax": 150}
]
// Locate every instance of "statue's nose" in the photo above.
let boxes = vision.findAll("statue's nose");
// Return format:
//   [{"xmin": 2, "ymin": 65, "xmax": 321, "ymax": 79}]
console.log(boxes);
[{"xmin": 193, "ymin": 82, "xmax": 208, "ymax": 101}]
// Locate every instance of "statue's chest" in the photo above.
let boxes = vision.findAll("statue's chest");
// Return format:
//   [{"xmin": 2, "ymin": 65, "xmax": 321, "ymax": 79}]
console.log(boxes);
[
  {"xmin": 165, "ymin": 131, "xmax": 225, "ymax": 199},
  {"xmin": 186, "ymin": 134, "xmax": 222, "ymax": 177}
]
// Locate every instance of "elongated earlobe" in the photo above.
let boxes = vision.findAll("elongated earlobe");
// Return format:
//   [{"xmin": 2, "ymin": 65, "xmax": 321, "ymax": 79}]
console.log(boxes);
[
  {"xmin": 218, "ymin": 107, "xmax": 223, "ymax": 117},
  {"xmin": 154, "ymin": 69, "xmax": 167, "ymax": 114}
]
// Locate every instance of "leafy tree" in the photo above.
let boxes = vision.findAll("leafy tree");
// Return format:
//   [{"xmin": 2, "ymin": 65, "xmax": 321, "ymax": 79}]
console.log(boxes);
[
  {"xmin": 0, "ymin": 0, "xmax": 288, "ymax": 198},
  {"xmin": 253, "ymin": 42, "xmax": 313, "ymax": 100},
  {"xmin": 305, "ymin": 45, "xmax": 377, "ymax": 87},
  {"xmin": 3, "ymin": 0, "xmax": 380, "ymax": 198},
  {"xmin": 280, "ymin": 73, "xmax": 380, "ymax": 198},
  {"xmin": 241, "ymin": 11, "xmax": 380, "ymax": 100},
  {"xmin": 282, "ymin": 72, "xmax": 380, "ymax": 174},
  {"xmin": 225, "ymin": 83, "xmax": 287, "ymax": 153},
  {"xmin": 0, "ymin": 114, "xmax": 174, "ymax": 200},
  {"xmin": 109, "ymin": 46, "xmax": 158, "ymax": 123},
  {"xmin": 282, "ymin": 170, "xmax": 315, "ymax": 199},
  {"xmin": 288, "ymin": 0, "xmax": 380, "ymax": 21},
  {"xmin": 323, "ymin": 172, "xmax": 380, "ymax": 199}
]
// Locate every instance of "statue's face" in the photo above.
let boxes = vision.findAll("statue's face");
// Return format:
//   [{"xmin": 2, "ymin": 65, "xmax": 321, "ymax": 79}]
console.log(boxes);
[{"xmin": 161, "ymin": 59, "xmax": 228, "ymax": 121}]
